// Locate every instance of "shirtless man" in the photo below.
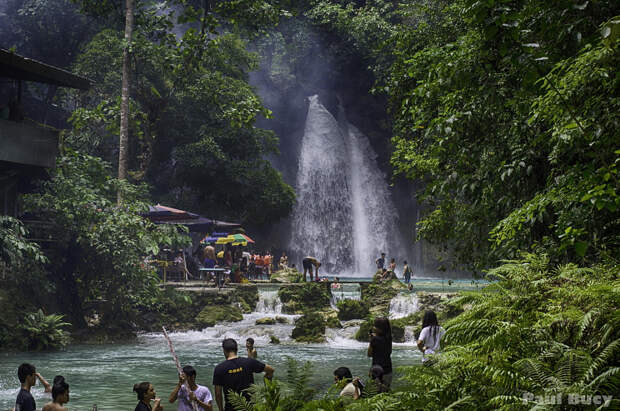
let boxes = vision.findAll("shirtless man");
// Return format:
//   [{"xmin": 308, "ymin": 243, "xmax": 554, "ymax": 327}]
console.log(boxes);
[
  {"xmin": 42, "ymin": 379, "xmax": 69, "ymax": 411},
  {"xmin": 302, "ymin": 256, "xmax": 321, "ymax": 282},
  {"xmin": 246, "ymin": 338, "xmax": 257, "ymax": 359}
]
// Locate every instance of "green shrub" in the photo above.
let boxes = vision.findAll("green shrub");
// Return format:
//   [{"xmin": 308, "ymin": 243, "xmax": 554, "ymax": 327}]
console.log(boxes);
[
  {"xmin": 20, "ymin": 309, "xmax": 71, "ymax": 350},
  {"xmin": 336, "ymin": 299, "xmax": 369, "ymax": 321},
  {"xmin": 292, "ymin": 312, "xmax": 326, "ymax": 343}
]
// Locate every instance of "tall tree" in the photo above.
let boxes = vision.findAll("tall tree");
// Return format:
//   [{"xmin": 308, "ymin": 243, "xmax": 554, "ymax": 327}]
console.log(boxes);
[{"xmin": 118, "ymin": 0, "xmax": 134, "ymax": 202}]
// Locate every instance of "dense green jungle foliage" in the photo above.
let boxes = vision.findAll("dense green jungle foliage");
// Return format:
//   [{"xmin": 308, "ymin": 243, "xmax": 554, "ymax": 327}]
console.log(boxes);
[
  {"xmin": 0, "ymin": 0, "xmax": 295, "ymax": 348},
  {"xmin": 0, "ymin": 0, "xmax": 617, "ymax": 408},
  {"xmin": 225, "ymin": 255, "xmax": 619, "ymax": 410}
]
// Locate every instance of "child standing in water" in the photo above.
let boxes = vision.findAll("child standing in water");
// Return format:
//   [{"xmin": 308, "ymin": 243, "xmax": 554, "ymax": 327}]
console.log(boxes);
[{"xmin": 246, "ymin": 338, "xmax": 257, "ymax": 359}]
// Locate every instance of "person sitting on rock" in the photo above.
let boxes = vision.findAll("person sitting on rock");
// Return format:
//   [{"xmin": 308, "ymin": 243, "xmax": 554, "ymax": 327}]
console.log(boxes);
[
  {"xmin": 279, "ymin": 252, "xmax": 288, "ymax": 269},
  {"xmin": 388, "ymin": 258, "xmax": 396, "ymax": 273},
  {"xmin": 302, "ymin": 256, "xmax": 321, "ymax": 282}
]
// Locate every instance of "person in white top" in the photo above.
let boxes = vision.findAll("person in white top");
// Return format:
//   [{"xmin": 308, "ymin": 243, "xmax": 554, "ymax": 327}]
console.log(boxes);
[{"xmin": 417, "ymin": 310, "xmax": 446, "ymax": 363}]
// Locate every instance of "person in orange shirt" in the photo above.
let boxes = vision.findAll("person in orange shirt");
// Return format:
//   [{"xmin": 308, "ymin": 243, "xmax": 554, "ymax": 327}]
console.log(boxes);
[
  {"xmin": 254, "ymin": 254, "xmax": 264, "ymax": 279},
  {"xmin": 263, "ymin": 254, "xmax": 272, "ymax": 277}
]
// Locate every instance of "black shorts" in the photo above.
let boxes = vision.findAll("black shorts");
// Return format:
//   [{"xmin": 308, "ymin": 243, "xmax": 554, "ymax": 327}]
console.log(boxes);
[{"xmin": 302, "ymin": 258, "xmax": 312, "ymax": 270}]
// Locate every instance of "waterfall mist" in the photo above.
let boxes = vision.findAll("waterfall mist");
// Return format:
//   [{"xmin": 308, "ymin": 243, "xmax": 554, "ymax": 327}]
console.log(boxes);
[{"xmin": 289, "ymin": 95, "xmax": 406, "ymax": 275}]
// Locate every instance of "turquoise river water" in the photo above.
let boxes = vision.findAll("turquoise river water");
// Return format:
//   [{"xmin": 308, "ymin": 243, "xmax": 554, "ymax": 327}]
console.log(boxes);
[{"xmin": 0, "ymin": 279, "xmax": 485, "ymax": 410}]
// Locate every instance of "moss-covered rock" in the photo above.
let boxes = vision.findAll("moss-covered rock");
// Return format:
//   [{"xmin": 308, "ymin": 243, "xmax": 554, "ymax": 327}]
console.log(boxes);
[
  {"xmin": 270, "ymin": 267, "xmax": 303, "ymax": 283},
  {"xmin": 275, "ymin": 316, "xmax": 289, "ymax": 324},
  {"xmin": 195, "ymin": 305, "xmax": 243, "ymax": 328},
  {"xmin": 336, "ymin": 299, "xmax": 370, "ymax": 321},
  {"xmin": 278, "ymin": 283, "xmax": 331, "ymax": 314},
  {"xmin": 361, "ymin": 278, "xmax": 406, "ymax": 317},
  {"xmin": 230, "ymin": 284, "xmax": 259, "ymax": 312},
  {"xmin": 354, "ymin": 318, "xmax": 374, "ymax": 342},
  {"xmin": 256, "ymin": 317, "xmax": 276, "ymax": 325},
  {"xmin": 318, "ymin": 309, "xmax": 341, "ymax": 328},
  {"xmin": 391, "ymin": 324, "xmax": 405, "ymax": 343},
  {"xmin": 292, "ymin": 312, "xmax": 326, "ymax": 343},
  {"xmin": 269, "ymin": 335, "xmax": 281, "ymax": 344}
]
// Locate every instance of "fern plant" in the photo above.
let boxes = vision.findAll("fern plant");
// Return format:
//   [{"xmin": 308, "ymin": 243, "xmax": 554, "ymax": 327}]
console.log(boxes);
[{"xmin": 20, "ymin": 309, "xmax": 71, "ymax": 350}]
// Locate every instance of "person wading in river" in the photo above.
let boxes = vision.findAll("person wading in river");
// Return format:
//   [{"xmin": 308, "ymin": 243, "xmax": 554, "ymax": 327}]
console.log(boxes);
[
  {"xmin": 367, "ymin": 317, "xmax": 393, "ymax": 387},
  {"xmin": 169, "ymin": 365, "xmax": 213, "ymax": 411},
  {"xmin": 245, "ymin": 338, "xmax": 257, "ymax": 359},
  {"xmin": 15, "ymin": 363, "xmax": 38, "ymax": 411},
  {"xmin": 213, "ymin": 338, "xmax": 274, "ymax": 411},
  {"xmin": 42, "ymin": 378, "xmax": 69, "ymax": 411},
  {"xmin": 302, "ymin": 256, "xmax": 321, "ymax": 281}
]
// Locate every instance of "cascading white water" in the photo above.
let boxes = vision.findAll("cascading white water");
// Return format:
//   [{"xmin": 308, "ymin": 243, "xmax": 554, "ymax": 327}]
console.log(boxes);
[
  {"xmin": 330, "ymin": 283, "xmax": 361, "ymax": 306},
  {"xmin": 289, "ymin": 95, "xmax": 354, "ymax": 272},
  {"xmin": 290, "ymin": 95, "xmax": 404, "ymax": 275},
  {"xmin": 388, "ymin": 292, "xmax": 419, "ymax": 319},
  {"xmin": 255, "ymin": 287, "xmax": 283, "ymax": 314}
]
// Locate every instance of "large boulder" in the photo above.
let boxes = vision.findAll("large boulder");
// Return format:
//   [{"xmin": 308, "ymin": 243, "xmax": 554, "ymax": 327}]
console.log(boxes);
[
  {"xmin": 361, "ymin": 278, "xmax": 406, "ymax": 317},
  {"xmin": 337, "ymin": 300, "xmax": 369, "ymax": 321},
  {"xmin": 195, "ymin": 305, "xmax": 243, "ymax": 328},
  {"xmin": 270, "ymin": 267, "xmax": 303, "ymax": 283},
  {"xmin": 278, "ymin": 283, "xmax": 331, "ymax": 314},
  {"xmin": 291, "ymin": 312, "xmax": 326, "ymax": 343}
]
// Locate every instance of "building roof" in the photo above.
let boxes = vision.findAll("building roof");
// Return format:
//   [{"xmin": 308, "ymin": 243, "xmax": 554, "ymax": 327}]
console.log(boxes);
[{"xmin": 0, "ymin": 48, "xmax": 91, "ymax": 90}]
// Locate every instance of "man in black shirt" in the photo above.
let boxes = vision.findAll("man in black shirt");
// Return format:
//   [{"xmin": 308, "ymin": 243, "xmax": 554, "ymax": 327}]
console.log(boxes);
[
  {"xmin": 375, "ymin": 253, "xmax": 386, "ymax": 270},
  {"xmin": 15, "ymin": 363, "xmax": 37, "ymax": 411},
  {"xmin": 213, "ymin": 338, "xmax": 274, "ymax": 411}
]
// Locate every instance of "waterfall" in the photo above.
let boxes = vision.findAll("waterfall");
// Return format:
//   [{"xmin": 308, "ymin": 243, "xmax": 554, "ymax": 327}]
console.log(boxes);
[
  {"xmin": 289, "ymin": 95, "xmax": 404, "ymax": 275},
  {"xmin": 255, "ymin": 287, "xmax": 283, "ymax": 314},
  {"xmin": 388, "ymin": 292, "xmax": 419, "ymax": 319},
  {"xmin": 330, "ymin": 283, "xmax": 361, "ymax": 306}
]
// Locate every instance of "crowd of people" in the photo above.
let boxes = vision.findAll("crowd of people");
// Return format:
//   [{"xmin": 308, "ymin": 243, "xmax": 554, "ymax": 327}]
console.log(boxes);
[
  {"xmin": 200, "ymin": 245, "xmax": 282, "ymax": 283},
  {"xmin": 11, "ymin": 311, "xmax": 445, "ymax": 411}
]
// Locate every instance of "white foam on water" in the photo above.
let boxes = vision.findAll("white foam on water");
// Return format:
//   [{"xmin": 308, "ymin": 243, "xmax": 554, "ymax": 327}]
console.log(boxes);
[
  {"xmin": 388, "ymin": 292, "xmax": 419, "ymax": 319},
  {"xmin": 255, "ymin": 288, "xmax": 283, "ymax": 315}
]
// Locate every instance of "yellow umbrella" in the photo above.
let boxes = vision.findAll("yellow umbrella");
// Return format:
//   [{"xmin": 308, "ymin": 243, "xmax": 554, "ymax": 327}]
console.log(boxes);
[
  {"xmin": 216, "ymin": 235, "xmax": 235, "ymax": 244},
  {"xmin": 232, "ymin": 241, "xmax": 248, "ymax": 246},
  {"xmin": 217, "ymin": 250, "xmax": 224, "ymax": 258}
]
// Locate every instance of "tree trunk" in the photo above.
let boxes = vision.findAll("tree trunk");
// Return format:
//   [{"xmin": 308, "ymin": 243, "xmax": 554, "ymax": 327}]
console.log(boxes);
[
  {"xmin": 54, "ymin": 240, "xmax": 88, "ymax": 329},
  {"xmin": 118, "ymin": 0, "xmax": 135, "ymax": 203}
]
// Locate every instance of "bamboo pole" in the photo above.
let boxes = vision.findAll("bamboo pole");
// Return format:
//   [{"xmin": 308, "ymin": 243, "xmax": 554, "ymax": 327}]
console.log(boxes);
[{"xmin": 162, "ymin": 327, "xmax": 199, "ymax": 411}]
